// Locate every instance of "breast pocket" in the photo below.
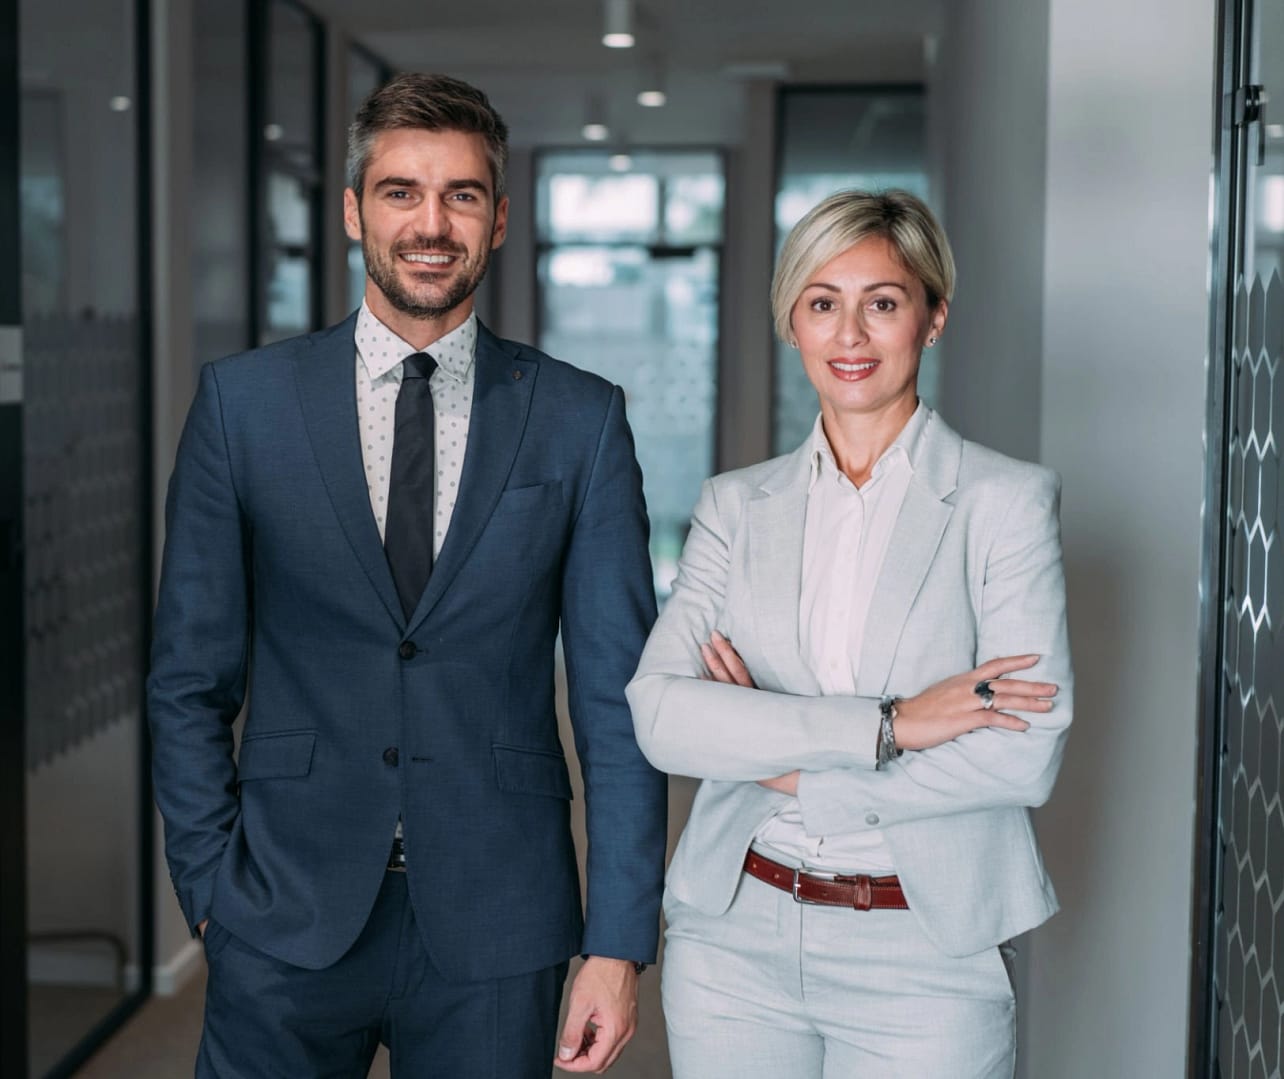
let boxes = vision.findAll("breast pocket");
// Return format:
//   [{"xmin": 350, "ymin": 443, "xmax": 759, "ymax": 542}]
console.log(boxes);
[{"xmin": 490, "ymin": 482, "xmax": 562, "ymax": 521}]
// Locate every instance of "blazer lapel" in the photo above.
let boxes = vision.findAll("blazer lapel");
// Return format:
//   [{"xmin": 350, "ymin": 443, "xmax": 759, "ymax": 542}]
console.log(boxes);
[
  {"xmin": 292, "ymin": 313, "xmax": 403, "ymax": 626},
  {"xmin": 407, "ymin": 324, "xmax": 535, "ymax": 631},
  {"xmin": 745, "ymin": 446, "xmax": 821, "ymax": 696},
  {"xmin": 857, "ymin": 415, "xmax": 962, "ymax": 695}
]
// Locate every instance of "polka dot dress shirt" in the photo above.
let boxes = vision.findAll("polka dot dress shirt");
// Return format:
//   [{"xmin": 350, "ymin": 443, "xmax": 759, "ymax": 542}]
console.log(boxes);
[{"xmin": 354, "ymin": 302, "xmax": 476, "ymax": 559}]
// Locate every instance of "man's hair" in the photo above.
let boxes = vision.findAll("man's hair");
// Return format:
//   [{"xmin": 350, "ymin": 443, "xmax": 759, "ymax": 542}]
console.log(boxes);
[
  {"xmin": 346, "ymin": 73, "xmax": 510, "ymax": 200},
  {"xmin": 770, "ymin": 188, "xmax": 955, "ymax": 343}
]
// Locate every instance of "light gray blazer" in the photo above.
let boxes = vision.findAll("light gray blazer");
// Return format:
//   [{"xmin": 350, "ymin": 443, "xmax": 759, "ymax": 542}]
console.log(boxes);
[{"xmin": 627, "ymin": 410, "xmax": 1072, "ymax": 957}]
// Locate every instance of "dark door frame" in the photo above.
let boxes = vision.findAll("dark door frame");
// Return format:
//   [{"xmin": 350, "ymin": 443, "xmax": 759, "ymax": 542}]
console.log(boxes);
[
  {"xmin": 1189, "ymin": 0, "xmax": 1263, "ymax": 1071},
  {"xmin": 1, "ymin": 0, "xmax": 29, "ymax": 1074}
]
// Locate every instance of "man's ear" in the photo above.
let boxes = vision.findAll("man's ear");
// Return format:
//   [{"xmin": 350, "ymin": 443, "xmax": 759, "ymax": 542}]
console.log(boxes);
[
  {"xmin": 343, "ymin": 188, "xmax": 362, "ymax": 243},
  {"xmin": 490, "ymin": 196, "xmax": 510, "ymax": 250}
]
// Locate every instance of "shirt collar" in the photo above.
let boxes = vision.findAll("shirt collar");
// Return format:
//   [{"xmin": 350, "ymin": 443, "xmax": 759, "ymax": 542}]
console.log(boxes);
[
  {"xmin": 355, "ymin": 302, "xmax": 477, "ymax": 384},
  {"xmin": 808, "ymin": 402, "xmax": 932, "ymax": 491}
]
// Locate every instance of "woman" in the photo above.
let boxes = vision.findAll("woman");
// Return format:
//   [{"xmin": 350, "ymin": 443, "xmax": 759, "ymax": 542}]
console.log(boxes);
[{"xmin": 627, "ymin": 189, "xmax": 1071, "ymax": 1077}]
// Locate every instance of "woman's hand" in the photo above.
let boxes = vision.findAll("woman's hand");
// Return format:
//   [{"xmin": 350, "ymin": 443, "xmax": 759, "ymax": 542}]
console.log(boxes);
[
  {"xmin": 700, "ymin": 629, "xmax": 756, "ymax": 688},
  {"xmin": 893, "ymin": 654, "xmax": 1057, "ymax": 751},
  {"xmin": 700, "ymin": 632, "xmax": 799, "ymax": 793}
]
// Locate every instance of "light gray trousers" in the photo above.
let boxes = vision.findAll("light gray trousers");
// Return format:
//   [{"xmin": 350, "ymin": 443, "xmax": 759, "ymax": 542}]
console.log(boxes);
[{"xmin": 661, "ymin": 871, "xmax": 1017, "ymax": 1079}]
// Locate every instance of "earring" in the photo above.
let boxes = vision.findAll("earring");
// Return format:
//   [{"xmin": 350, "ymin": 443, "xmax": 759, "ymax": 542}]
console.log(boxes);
[{"xmin": 927, "ymin": 336, "xmax": 938, "ymax": 346}]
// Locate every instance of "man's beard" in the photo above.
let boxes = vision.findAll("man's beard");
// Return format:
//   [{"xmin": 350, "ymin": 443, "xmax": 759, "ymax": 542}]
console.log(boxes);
[{"xmin": 361, "ymin": 229, "xmax": 492, "ymax": 320}]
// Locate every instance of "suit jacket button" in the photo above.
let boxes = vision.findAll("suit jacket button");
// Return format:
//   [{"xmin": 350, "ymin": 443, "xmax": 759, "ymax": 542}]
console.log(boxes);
[
  {"xmin": 383, "ymin": 747, "xmax": 399, "ymax": 766},
  {"xmin": 865, "ymin": 812, "xmax": 880, "ymax": 826},
  {"xmin": 398, "ymin": 641, "xmax": 416, "ymax": 660}
]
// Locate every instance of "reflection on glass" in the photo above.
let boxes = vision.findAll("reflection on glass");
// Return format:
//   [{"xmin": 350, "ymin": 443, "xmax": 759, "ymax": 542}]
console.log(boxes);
[
  {"xmin": 194, "ymin": 0, "xmax": 251, "ymax": 368},
  {"xmin": 772, "ymin": 89, "xmax": 929, "ymax": 455},
  {"xmin": 537, "ymin": 151, "xmax": 724, "ymax": 596},
  {"xmin": 265, "ymin": 0, "xmax": 317, "ymax": 175},
  {"xmin": 257, "ymin": 0, "xmax": 322, "ymax": 345}
]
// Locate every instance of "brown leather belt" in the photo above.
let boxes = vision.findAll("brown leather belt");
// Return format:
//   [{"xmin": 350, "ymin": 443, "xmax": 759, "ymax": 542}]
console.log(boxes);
[
  {"xmin": 387, "ymin": 836, "xmax": 407, "ymax": 872},
  {"xmin": 743, "ymin": 850, "xmax": 909, "ymax": 911}
]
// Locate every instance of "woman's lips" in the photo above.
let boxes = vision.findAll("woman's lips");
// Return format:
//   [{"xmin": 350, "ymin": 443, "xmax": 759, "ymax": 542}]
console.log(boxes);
[{"xmin": 827, "ymin": 358, "xmax": 878, "ymax": 381}]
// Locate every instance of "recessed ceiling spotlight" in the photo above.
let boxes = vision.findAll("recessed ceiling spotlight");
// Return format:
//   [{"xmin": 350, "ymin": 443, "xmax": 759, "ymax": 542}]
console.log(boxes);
[
  {"xmin": 109, "ymin": 96, "xmax": 132, "ymax": 112},
  {"xmin": 583, "ymin": 124, "xmax": 611, "ymax": 141}
]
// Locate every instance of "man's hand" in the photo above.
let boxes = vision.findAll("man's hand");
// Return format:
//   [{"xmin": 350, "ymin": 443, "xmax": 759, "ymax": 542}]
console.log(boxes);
[
  {"xmin": 197, "ymin": 919, "xmax": 208, "ymax": 938},
  {"xmin": 554, "ymin": 956, "xmax": 638, "ymax": 1073}
]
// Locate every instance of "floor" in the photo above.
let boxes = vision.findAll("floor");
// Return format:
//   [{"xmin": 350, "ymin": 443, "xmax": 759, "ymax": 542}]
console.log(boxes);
[{"xmin": 72, "ymin": 955, "xmax": 674, "ymax": 1078}]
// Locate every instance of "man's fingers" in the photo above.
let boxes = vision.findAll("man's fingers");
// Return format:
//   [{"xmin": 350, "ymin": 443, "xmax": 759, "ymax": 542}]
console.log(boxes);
[{"xmin": 557, "ymin": 997, "xmax": 594, "ymax": 1064}]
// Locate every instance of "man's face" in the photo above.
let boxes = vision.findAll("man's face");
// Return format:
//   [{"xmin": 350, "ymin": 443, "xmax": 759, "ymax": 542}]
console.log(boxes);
[{"xmin": 343, "ymin": 128, "xmax": 508, "ymax": 331}]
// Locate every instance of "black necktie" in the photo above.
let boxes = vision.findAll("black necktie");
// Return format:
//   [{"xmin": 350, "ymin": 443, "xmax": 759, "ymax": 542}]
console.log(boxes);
[{"xmin": 384, "ymin": 352, "xmax": 438, "ymax": 620}]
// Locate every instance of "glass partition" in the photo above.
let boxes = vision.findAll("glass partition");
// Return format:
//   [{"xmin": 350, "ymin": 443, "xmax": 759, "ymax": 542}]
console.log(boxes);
[
  {"xmin": 18, "ymin": 0, "xmax": 152, "ymax": 1072},
  {"xmin": 536, "ymin": 150, "xmax": 725, "ymax": 597},
  {"xmin": 256, "ymin": 0, "xmax": 324, "ymax": 345},
  {"xmin": 772, "ymin": 87, "xmax": 928, "ymax": 455}
]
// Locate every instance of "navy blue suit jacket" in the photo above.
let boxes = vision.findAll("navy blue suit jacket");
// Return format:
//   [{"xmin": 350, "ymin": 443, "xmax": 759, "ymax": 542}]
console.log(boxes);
[{"xmin": 148, "ymin": 314, "xmax": 667, "ymax": 980}]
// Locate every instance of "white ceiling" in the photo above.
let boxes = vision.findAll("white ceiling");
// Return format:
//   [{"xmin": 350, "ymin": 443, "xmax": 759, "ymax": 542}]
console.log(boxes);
[{"xmin": 306, "ymin": 0, "xmax": 944, "ymax": 146}]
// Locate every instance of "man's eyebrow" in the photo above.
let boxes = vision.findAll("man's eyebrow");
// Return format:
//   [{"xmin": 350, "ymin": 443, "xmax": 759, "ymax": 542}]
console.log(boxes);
[
  {"xmin": 444, "ymin": 178, "xmax": 490, "ymax": 195},
  {"xmin": 372, "ymin": 176, "xmax": 421, "ymax": 191}
]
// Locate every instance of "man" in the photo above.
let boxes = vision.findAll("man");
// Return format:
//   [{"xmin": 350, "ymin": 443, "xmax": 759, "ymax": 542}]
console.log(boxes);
[{"xmin": 149, "ymin": 73, "xmax": 666, "ymax": 1077}]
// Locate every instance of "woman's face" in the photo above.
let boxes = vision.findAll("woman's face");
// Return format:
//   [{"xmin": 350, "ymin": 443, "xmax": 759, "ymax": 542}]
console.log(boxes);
[{"xmin": 791, "ymin": 234, "xmax": 947, "ymax": 428}]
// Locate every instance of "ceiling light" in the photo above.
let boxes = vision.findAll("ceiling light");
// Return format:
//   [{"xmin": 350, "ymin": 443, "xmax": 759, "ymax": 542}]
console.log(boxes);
[
  {"xmin": 264, "ymin": 123, "xmax": 285, "ymax": 142},
  {"xmin": 603, "ymin": 0, "xmax": 635, "ymax": 48},
  {"xmin": 109, "ymin": 96, "xmax": 131, "ymax": 112},
  {"xmin": 637, "ymin": 57, "xmax": 666, "ymax": 107},
  {"xmin": 637, "ymin": 89, "xmax": 666, "ymax": 107},
  {"xmin": 582, "ymin": 124, "xmax": 610, "ymax": 141},
  {"xmin": 609, "ymin": 154, "xmax": 633, "ymax": 171}
]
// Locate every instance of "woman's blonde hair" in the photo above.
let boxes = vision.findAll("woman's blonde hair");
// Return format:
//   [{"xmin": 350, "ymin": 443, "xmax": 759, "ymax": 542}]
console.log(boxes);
[{"xmin": 770, "ymin": 189, "xmax": 955, "ymax": 343}]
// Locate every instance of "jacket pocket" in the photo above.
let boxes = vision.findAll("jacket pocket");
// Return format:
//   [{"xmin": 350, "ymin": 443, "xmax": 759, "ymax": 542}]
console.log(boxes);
[
  {"xmin": 236, "ymin": 730, "xmax": 316, "ymax": 781},
  {"xmin": 492, "ymin": 743, "xmax": 573, "ymax": 800},
  {"xmin": 491, "ymin": 482, "xmax": 561, "ymax": 519}
]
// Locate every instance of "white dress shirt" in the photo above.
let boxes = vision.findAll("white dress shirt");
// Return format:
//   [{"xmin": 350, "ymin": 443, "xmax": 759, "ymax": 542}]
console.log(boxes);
[
  {"xmin": 354, "ymin": 301, "xmax": 476, "ymax": 554},
  {"xmin": 754, "ymin": 404, "xmax": 931, "ymax": 874}
]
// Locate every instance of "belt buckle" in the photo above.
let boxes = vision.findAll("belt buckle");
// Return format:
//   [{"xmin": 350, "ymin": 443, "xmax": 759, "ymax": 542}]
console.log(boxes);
[{"xmin": 790, "ymin": 867, "xmax": 819, "ymax": 905}]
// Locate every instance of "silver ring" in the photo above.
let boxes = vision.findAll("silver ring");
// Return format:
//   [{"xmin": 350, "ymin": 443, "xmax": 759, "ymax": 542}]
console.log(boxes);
[{"xmin": 974, "ymin": 679, "xmax": 996, "ymax": 710}]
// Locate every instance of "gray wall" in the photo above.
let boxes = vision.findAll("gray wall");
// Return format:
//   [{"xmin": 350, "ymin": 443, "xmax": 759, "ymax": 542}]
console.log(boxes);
[{"xmin": 938, "ymin": 0, "xmax": 1215, "ymax": 1074}]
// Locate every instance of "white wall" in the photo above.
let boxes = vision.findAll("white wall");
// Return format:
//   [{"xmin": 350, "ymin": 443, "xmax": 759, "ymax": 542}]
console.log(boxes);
[
  {"xmin": 1031, "ymin": 0, "xmax": 1213, "ymax": 1073},
  {"xmin": 937, "ymin": 0, "xmax": 1049, "ymax": 464},
  {"xmin": 939, "ymin": 0, "xmax": 1215, "ymax": 1074}
]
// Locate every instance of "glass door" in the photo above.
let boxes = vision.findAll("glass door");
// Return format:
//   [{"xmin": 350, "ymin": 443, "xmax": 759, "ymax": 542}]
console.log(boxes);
[
  {"xmin": 7, "ymin": 0, "xmax": 154, "ymax": 1074},
  {"xmin": 1195, "ymin": 0, "xmax": 1284, "ymax": 1073}
]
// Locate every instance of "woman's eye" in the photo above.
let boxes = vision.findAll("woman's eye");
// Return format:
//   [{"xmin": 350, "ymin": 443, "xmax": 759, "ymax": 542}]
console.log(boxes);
[
  {"xmin": 871, "ymin": 298, "xmax": 896, "ymax": 313},
  {"xmin": 810, "ymin": 298, "xmax": 835, "ymax": 312}
]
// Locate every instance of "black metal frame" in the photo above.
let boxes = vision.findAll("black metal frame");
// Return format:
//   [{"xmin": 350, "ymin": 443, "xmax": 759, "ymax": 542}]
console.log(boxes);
[
  {"xmin": 1, "ymin": 0, "xmax": 28, "ymax": 1074},
  {"xmin": 249, "ymin": 0, "xmax": 328, "ymax": 345},
  {"xmin": 1188, "ymin": 0, "xmax": 1250, "ymax": 1072}
]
